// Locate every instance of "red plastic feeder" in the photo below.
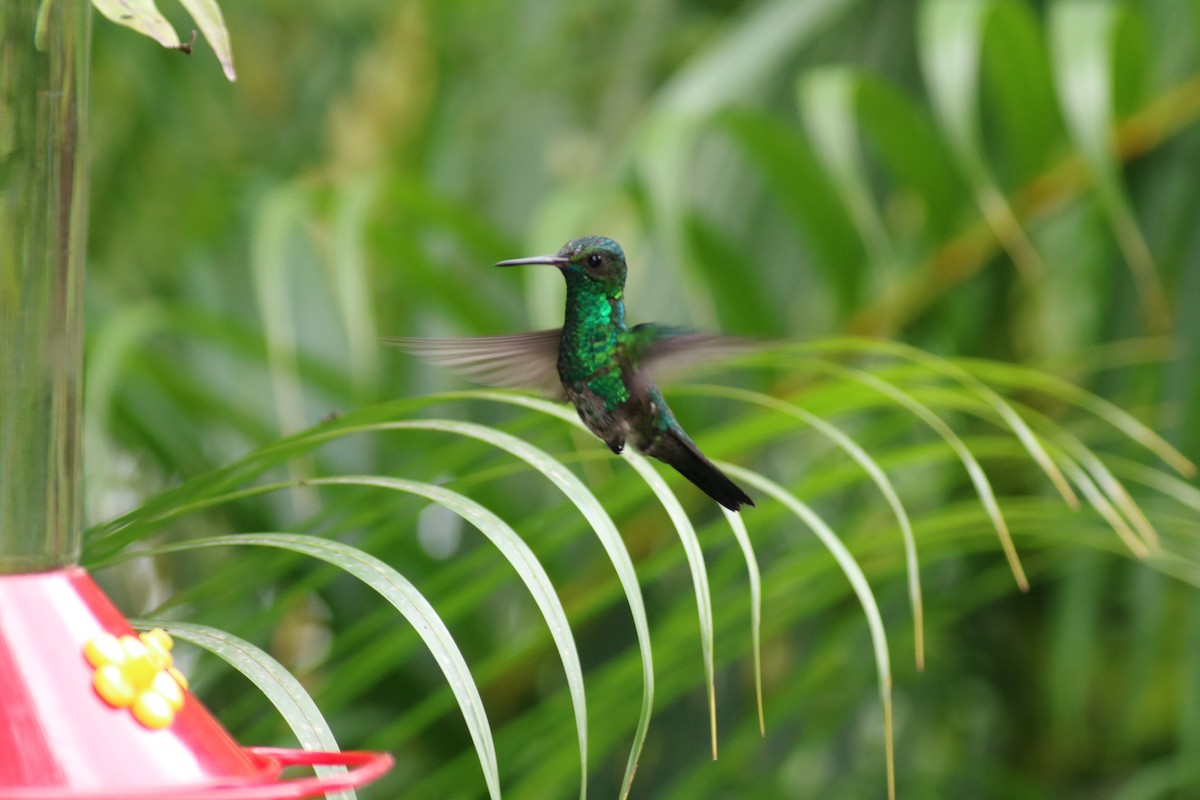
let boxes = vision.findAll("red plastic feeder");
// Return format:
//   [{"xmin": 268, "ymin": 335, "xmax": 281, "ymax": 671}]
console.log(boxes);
[{"xmin": 0, "ymin": 567, "xmax": 392, "ymax": 799}]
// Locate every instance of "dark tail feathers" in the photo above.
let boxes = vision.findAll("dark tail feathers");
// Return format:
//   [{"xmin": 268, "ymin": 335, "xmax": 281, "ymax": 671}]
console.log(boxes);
[{"xmin": 649, "ymin": 430, "xmax": 754, "ymax": 512}]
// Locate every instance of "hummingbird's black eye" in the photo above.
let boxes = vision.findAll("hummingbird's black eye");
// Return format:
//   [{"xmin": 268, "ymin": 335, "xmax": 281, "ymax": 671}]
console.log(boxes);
[{"xmin": 586, "ymin": 253, "xmax": 603, "ymax": 269}]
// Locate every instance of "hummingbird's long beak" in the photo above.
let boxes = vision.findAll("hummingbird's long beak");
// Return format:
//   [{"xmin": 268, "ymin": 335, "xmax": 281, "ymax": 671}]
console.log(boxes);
[{"xmin": 495, "ymin": 254, "xmax": 568, "ymax": 268}]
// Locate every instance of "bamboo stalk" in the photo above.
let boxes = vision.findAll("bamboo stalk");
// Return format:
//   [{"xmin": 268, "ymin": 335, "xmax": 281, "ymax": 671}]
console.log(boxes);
[{"xmin": 0, "ymin": 0, "xmax": 90, "ymax": 571}]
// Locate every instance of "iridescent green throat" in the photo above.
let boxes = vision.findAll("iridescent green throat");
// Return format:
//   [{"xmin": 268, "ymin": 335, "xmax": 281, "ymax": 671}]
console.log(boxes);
[{"xmin": 558, "ymin": 282, "xmax": 629, "ymax": 408}]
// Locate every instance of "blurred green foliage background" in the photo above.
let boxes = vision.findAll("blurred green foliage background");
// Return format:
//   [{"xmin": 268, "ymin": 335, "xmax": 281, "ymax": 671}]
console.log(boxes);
[{"xmin": 81, "ymin": 0, "xmax": 1200, "ymax": 797}]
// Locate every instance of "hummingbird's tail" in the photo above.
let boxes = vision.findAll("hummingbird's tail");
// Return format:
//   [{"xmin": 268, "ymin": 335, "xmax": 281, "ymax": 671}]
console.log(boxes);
[{"xmin": 648, "ymin": 430, "xmax": 754, "ymax": 512}]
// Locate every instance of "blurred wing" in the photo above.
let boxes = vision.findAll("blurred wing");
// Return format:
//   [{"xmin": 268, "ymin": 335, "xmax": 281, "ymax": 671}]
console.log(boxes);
[
  {"xmin": 385, "ymin": 329, "xmax": 566, "ymax": 401},
  {"xmin": 630, "ymin": 324, "xmax": 764, "ymax": 386}
]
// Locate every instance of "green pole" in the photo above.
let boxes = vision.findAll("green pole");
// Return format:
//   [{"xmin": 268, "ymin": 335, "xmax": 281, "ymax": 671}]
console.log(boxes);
[{"xmin": 0, "ymin": 0, "xmax": 90, "ymax": 572}]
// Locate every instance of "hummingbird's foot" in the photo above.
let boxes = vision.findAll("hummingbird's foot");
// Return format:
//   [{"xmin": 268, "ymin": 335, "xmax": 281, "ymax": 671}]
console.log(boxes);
[{"xmin": 607, "ymin": 440, "xmax": 625, "ymax": 455}]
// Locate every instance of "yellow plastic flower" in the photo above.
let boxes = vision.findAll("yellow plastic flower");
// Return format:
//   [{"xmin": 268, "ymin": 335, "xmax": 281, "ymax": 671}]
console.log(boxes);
[{"xmin": 85, "ymin": 629, "xmax": 188, "ymax": 729}]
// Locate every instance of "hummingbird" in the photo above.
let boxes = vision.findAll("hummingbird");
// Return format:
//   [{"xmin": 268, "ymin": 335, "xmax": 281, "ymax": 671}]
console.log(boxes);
[{"xmin": 391, "ymin": 235, "xmax": 754, "ymax": 511}]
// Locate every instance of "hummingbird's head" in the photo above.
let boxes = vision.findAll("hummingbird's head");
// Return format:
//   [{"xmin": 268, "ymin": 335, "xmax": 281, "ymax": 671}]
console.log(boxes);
[{"xmin": 496, "ymin": 235, "xmax": 627, "ymax": 294}]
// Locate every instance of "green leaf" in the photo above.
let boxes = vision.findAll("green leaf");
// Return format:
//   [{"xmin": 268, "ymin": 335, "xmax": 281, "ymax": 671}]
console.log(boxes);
[
  {"xmin": 977, "ymin": 0, "xmax": 1062, "ymax": 179},
  {"xmin": 683, "ymin": 383, "xmax": 926, "ymax": 670},
  {"xmin": 899, "ymin": 382, "xmax": 1159, "ymax": 557},
  {"xmin": 176, "ymin": 0, "xmax": 237, "ymax": 80},
  {"xmin": 1040, "ymin": 442, "xmax": 1149, "ymax": 559},
  {"xmin": 854, "ymin": 76, "xmax": 971, "ymax": 241},
  {"xmin": 138, "ymin": 533, "xmax": 503, "ymax": 800},
  {"xmin": 800, "ymin": 357, "xmax": 1031, "ymax": 590},
  {"xmin": 314, "ymin": 474, "xmax": 589, "ymax": 800},
  {"xmin": 103, "ymin": 468, "xmax": 589, "ymax": 787},
  {"xmin": 1049, "ymin": 0, "xmax": 1169, "ymax": 330},
  {"xmin": 322, "ymin": 176, "xmax": 382, "ymax": 401},
  {"xmin": 798, "ymin": 67, "xmax": 893, "ymax": 298},
  {"xmin": 251, "ymin": 185, "xmax": 320, "ymax": 516},
  {"xmin": 918, "ymin": 0, "xmax": 1047, "ymax": 280},
  {"xmin": 91, "ymin": 0, "xmax": 236, "ymax": 80},
  {"xmin": 638, "ymin": 0, "xmax": 863, "ymax": 322},
  {"xmin": 958, "ymin": 356, "xmax": 1196, "ymax": 477},
  {"xmin": 720, "ymin": 508, "xmax": 764, "ymax": 735},
  {"xmin": 683, "ymin": 216, "xmax": 779, "ymax": 336},
  {"xmin": 720, "ymin": 464, "xmax": 896, "ymax": 800},
  {"xmin": 654, "ymin": 0, "xmax": 860, "ymax": 118},
  {"xmin": 804, "ymin": 337, "xmax": 1080, "ymax": 508},
  {"xmin": 715, "ymin": 110, "xmax": 865, "ymax": 308},
  {"xmin": 91, "ymin": 0, "xmax": 182, "ymax": 49},
  {"xmin": 444, "ymin": 391, "xmax": 775, "ymax": 758},
  {"xmin": 132, "ymin": 619, "xmax": 355, "ymax": 800},
  {"xmin": 367, "ymin": 414, "xmax": 651, "ymax": 800},
  {"xmin": 618, "ymin": 450, "xmax": 720, "ymax": 757}
]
